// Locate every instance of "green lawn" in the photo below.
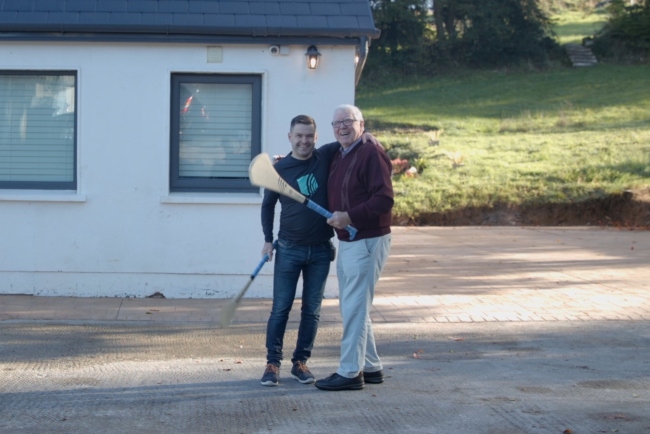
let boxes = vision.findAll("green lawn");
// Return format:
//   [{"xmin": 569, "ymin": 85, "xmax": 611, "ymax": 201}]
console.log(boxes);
[
  {"xmin": 552, "ymin": 9, "xmax": 607, "ymax": 44},
  {"xmin": 356, "ymin": 65, "xmax": 650, "ymax": 221}
]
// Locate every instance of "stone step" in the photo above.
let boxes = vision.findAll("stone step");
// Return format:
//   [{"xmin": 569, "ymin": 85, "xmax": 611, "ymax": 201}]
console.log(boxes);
[{"xmin": 564, "ymin": 43, "xmax": 598, "ymax": 67}]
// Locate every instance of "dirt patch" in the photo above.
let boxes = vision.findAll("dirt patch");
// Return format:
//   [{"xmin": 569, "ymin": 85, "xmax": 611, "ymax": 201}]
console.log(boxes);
[{"xmin": 394, "ymin": 188, "xmax": 650, "ymax": 229}]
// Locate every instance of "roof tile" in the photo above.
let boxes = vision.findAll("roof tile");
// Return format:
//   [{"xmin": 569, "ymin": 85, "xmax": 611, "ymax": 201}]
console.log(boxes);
[
  {"xmin": 297, "ymin": 15, "xmax": 328, "ymax": 28},
  {"xmin": 340, "ymin": 3, "xmax": 370, "ymax": 15},
  {"xmin": 65, "ymin": 0, "xmax": 97, "ymax": 12},
  {"xmin": 189, "ymin": 2, "xmax": 219, "ymax": 13},
  {"xmin": 158, "ymin": 1, "xmax": 189, "ymax": 13},
  {"xmin": 47, "ymin": 11, "xmax": 80, "ymax": 24},
  {"xmin": 96, "ymin": 1, "xmax": 127, "ymax": 13},
  {"xmin": 219, "ymin": 2, "xmax": 249, "ymax": 14},
  {"xmin": 142, "ymin": 12, "xmax": 173, "ymax": 25},
  {"xmin": 235, "ymin": 14, "xmax": 267, "ymax": 28},
  {"xmin": 16, "ymin": 11, "xmax": 49, "ymax": 22},
  {"xmin": 356, "ymin": 16, "xmax": 374, "ymax": 28},
  {"xmin": 310, "ymin": 3, "xmax": 341, "ymax": 15},
  {"xmin": 79, "ymin": 11, "xmax": 112, "ymax": 23},
  {"xmin": 279, "ymin": 2, "xmax": 310, "ymax": 15},
  {"xmin": 203, "ymin": 14, "xmax": 236, "ymax": 27},
  {"xmin": 1, "ymin": 0, "xmax": 378, "ymax": 39},
  {"xmin": 249, "ymin": 2, "xmax": 281, "ymax": 15},
  {"xmin": 34, "ymin": 0, "xmax": 65, "ymax": 12},
  {"xmin": 127, "ymin": 0, "xmax": 158, "ymax": 13},
  {"xmin": 3, "ymin": 0, "xmax": 35, "ymax": 12},
  {"xmin": 0, "ymin": 12, "xmax": 18, "ymax": 23},
  {"xmin": 327, "ymin": 15, "xmax": 359, "ymax": 28},
  {"xmin": 109, "ymin": 12, "xmax": 143, "ymax": 25},
  {"xmin": 172, "ymin": 12, "xmax": 204, "ymax": 26},
  {"xmin": 266, "ymin": 15, "xmax": 297, "ymax": 28}
]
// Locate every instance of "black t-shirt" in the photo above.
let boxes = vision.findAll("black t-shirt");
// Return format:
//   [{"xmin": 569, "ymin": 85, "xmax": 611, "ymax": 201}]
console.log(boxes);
[{"xmin": 261, "ymin": 142, "xmax": 339, "ymax": 245}]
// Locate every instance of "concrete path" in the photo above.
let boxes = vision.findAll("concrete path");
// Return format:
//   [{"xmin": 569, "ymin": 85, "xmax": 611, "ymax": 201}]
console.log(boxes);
[
  {"xmin": 2, "ymin": 227, "xmax": 648, "ymax": 324},
  {"xmin": 1, "ymin": 227, "xmax": 649, "ymax": 433}
]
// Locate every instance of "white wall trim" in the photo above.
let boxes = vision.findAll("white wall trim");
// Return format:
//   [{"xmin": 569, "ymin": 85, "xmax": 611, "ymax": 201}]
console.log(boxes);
[
  {"xmin": 160, "ymin": 192, "xmax": 262, "ymax": 205},
  {"xmin": 0, "ymin": 191, "xmax": 87, "ymax": 202}
]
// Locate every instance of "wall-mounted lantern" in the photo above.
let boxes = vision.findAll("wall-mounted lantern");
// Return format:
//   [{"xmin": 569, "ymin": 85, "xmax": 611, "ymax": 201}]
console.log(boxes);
[{"xmin": 306, "ymin": 45, "xmax": 321, "ymax": 69}]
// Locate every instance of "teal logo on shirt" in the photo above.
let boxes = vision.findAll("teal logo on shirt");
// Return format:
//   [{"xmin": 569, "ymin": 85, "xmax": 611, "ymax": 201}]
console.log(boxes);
[{"xmin": 297, "ymin": 174, "xmax": 318, "ymax": 196}]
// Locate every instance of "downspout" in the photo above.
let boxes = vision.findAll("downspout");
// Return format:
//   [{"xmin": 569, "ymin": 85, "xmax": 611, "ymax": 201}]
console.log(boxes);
[{"xmin": 354, "ymin": 35, "xmax": 370, "ymax": 86}]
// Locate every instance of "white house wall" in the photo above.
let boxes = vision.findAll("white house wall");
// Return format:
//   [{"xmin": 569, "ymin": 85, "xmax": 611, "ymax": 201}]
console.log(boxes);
[{"xmin": 0, "ymin": 41, "xmax": 357, "ymax": 298}]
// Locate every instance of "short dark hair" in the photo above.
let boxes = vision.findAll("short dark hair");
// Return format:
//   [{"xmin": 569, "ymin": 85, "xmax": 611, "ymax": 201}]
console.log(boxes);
[{"xmin": 290, "ymin": 115, "xmax": 317, "ymax": 131}]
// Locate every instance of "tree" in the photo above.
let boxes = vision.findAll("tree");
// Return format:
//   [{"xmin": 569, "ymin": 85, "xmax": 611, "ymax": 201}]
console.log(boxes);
[
  {"xmin": 365, "ymin": 0, "xmax": 559, "ymax": 78},
  {"xmin": 432, "ymin": 0, "xmax": 557, "ymax": 67},
  {"xmin": 370, "ymin": 0, "xmax": 431, "ymax": 69},
  {"xmin": 593, "ymin": 0, "xmax": 650, "ymax": 59}
]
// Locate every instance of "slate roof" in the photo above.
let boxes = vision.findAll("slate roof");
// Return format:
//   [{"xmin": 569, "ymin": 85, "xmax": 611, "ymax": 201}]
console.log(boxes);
[{"xmin": 0, "ymin": 0, "xmax": 379, "ymax": 42}]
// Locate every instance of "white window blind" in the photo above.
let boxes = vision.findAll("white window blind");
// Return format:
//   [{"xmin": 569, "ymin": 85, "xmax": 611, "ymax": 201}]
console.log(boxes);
[
  {"xmin": 178, "ymin": 82, "xmax": 252, "ymax": 180},
  {"xmin": 0, "ymin": 73, "xmax": 76, "ymax": 185}
]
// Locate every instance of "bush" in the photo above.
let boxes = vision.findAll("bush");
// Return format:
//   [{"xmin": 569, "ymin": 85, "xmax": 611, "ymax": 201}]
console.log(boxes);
[{"xmin": 593, "ymin": 0, "xmax": 650, "ymax": 61}]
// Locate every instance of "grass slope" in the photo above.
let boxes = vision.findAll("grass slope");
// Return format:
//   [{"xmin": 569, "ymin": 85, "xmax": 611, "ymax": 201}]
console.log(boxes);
[
  {"xmin": 552, "ymin": 9, "xmax": 607, "ymax": 45},
  {"xmin": 356, "ymin": 65, "xmax": 650, "ymax": 222}
]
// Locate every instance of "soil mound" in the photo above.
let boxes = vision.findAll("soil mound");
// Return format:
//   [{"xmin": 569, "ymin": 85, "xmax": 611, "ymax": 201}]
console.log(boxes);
[{"xmin": 395, "ymin": 188, "xmax": 650, "ymax": 229}]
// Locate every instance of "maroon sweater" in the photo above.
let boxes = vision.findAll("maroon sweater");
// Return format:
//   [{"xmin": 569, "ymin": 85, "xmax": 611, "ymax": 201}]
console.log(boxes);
[{"xmin": 328, "ymin": 140, "xmax": 394, "ymax": 242}]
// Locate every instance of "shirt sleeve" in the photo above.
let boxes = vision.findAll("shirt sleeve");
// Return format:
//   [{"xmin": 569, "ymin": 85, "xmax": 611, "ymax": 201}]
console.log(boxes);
[
  {"xmin": 317, "ymin": 141, "xmax": 341, "ymax": 163},
  {"xmin": 261, "ymin": 188, "xmax": 279, "ymax": 243}
]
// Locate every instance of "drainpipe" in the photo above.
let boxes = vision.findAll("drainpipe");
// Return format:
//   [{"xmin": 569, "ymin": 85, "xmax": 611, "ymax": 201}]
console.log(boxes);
[{"xmin": 354, "ymin": 36, "xmax": 370, "ymax": 86}]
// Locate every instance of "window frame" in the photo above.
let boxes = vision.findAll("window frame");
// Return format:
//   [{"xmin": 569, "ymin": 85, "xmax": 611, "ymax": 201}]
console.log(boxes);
[
  {"xmin": 0, "ymin": 70, "xmax": 78, "ymax": 191},
  {"xmin": 169, "ymin": 73, "xmax": 262, "ymax": 193}
]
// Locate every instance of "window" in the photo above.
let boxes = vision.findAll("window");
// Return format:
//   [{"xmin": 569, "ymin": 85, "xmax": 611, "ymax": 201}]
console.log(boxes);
[
  {"xmin": 0, "ymin": 71, "xmax": 77, "ymax": 190},
  {"xmin": 170, "ymin": 74, "xmax": 262, "ymax": 193}
]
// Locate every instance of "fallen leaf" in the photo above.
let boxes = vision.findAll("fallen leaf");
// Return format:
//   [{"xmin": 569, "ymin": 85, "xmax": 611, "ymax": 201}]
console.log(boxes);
[
  {"xmin": 604, "ymin": 414, "xmax": 629, "ymax": 420},
  {"xmin": 235, "ymin": 360, "xmax": 243, "ymax": 364},
  {"xmin": 562, "ymin": 429, "xmax": 573, "ymax": 434},
  {"xmin": 223, "ymin": 368, "xmax": 232, "ymax": 371}
]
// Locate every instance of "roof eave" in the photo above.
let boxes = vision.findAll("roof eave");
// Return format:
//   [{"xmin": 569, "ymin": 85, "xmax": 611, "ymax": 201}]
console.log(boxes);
[{"xmin": 0, "ymin": 24, "xmax": 381, "ymax": 41}]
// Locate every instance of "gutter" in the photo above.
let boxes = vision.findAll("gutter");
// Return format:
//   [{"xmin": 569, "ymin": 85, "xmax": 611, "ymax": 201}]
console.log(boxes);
[
  {"xmin": 355, "ymin": 35, "xmax": 370, "ymax": 86},
  {"xmin": 0, "ymin": 23, "xmax": 381, "ymax": 41}
]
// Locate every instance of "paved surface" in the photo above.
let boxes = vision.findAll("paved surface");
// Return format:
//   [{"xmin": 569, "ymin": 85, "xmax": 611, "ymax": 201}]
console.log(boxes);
[{"xmin": 1, "ymin": 227, "xmax": 649, "ymax": 433}]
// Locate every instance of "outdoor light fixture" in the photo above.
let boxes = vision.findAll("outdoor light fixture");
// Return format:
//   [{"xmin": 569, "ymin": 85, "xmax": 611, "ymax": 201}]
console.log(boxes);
[{"xmin": 306, "ymin": 45, "xmax": 321, "ymax": 69}]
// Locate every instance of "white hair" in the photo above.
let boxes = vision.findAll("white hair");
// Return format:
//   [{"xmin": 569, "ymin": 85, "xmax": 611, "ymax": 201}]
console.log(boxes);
[{"xmin": 334, "ymin": 104, "xmax": 364, "ymax": 121}]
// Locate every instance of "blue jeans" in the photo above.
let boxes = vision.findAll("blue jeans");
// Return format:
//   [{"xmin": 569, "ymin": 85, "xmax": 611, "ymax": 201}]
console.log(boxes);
[{"xmin": 266, "ymin": 239, "xmax": 331, "ymax": 367}]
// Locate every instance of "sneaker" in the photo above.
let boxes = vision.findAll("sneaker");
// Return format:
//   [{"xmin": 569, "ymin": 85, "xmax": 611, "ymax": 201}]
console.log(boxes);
[
  {"xmin": 261, "ymin": 363, "xmax": 279, "ymax": 387},
  {"xmin": 363, "ymin": 370, "xmax": 384, "ymax": 384},
  {"xmin": 290, "ymin": 361, "xmax": 315, "ymax": 384},
  {"xmin": 315, "ymin": 373, "xmax": 364, "ymax": 391}
]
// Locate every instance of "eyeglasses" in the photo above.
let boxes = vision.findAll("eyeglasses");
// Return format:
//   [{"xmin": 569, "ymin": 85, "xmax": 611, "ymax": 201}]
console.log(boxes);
[{"xmin": 331, "ymin": 118, "xmax": 358, "ymax": 128}]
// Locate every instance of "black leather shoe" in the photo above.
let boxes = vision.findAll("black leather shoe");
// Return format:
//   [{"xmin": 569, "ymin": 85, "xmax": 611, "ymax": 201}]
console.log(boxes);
[
  {"xmin": 363, "ymin": 370, "xmax": 384, "ymax": 384},
  {"xmin": 315, "ymin": 373, "xmax": 364, "ymax": 391}
]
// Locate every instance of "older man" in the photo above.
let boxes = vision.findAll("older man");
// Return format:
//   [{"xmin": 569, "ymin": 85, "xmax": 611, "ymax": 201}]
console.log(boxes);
[{"xmin": 315, "ymin": 104, "xmax": 394, "ymax": 391}]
